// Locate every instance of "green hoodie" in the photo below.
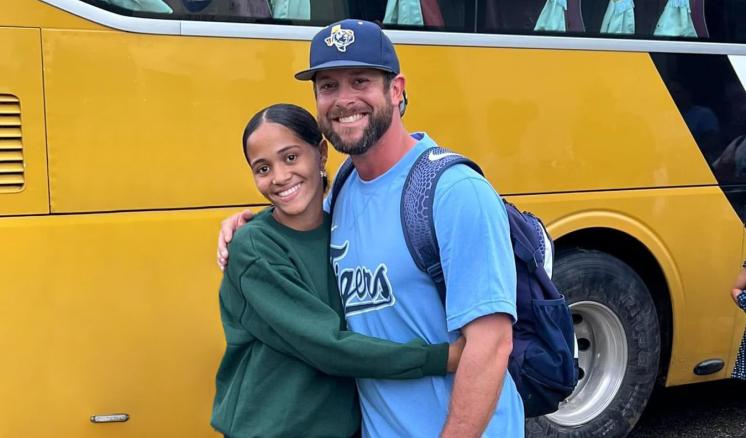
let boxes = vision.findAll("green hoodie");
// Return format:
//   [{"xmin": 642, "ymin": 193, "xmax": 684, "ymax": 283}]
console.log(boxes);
[{"xmin": 211, "ymin": 209, "xmax": 448, "ymax": 438}]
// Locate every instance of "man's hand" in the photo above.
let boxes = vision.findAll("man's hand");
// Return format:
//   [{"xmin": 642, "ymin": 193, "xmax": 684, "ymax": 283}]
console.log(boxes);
[
  {"xmin": 217, "ymin": 209, "xmax": 254, "ymax": 271},
  {"xmin": 441, "ymin": 313, "xmax": 513, "ymax": 438}
]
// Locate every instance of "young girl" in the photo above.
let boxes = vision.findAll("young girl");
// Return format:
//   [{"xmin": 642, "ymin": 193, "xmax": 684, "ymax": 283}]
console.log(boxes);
[
  {"xmin": 731, "ymin": 263, "xmax": 746, "ymax": 380},
  {"xmin": 211, "ymin": 104, "xmax": 461, "ymax": 438}
]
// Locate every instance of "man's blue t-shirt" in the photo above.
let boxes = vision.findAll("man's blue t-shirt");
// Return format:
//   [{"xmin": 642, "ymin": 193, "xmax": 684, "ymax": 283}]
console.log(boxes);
[{"xmin": 325, "ymin": 133, "xmax": 524, "ymax": 437}]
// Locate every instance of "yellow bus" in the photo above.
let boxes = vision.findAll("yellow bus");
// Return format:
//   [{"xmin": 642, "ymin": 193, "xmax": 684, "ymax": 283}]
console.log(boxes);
[{"xmin": 3, "ymin": 0, "xmax": 746, "ymax": 436}]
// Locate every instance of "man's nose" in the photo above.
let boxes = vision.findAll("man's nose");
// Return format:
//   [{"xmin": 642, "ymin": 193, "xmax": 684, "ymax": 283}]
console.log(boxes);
[{"xmin": 336, "ymin": 82, "xmax": 358, "ymax": 105}]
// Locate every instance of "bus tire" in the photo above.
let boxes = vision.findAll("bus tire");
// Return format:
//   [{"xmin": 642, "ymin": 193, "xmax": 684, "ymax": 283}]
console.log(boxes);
[{"xmin": 525, "ymin": 249, "xmax": 660, "ymax": 438}]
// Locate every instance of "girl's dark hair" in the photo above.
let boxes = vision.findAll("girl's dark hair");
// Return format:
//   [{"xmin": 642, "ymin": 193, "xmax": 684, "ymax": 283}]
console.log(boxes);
[{"xmin": 242, "ymin": 103, "xmax": 327, "ymax": 189}]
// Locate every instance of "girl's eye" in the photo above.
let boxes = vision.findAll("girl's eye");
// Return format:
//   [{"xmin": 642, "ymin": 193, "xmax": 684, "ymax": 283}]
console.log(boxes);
[
  {"xmin": 286, "ymin": 153, "xmax": 297, "ymax": 162},
  {"xmin": 256, "ymin": 165, "xmax": 269, "ymax": 175}
]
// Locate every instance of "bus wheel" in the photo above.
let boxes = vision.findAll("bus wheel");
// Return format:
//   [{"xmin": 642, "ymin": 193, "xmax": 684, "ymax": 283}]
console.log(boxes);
[{"xmin": 526, "ymin": 249, "xmax": 660, "ymax": 438}]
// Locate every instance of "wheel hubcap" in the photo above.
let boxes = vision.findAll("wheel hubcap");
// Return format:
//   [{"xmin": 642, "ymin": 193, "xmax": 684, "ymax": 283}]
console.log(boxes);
[{"xmin": 546, "ymin": 300, "xmax": 628, "ymax": 427}]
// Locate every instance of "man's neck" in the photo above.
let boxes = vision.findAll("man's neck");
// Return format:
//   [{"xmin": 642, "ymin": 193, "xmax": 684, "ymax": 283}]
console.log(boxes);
[{"xmin": 351, "ymin": 124, "xmax": 418, "ymax": 181}]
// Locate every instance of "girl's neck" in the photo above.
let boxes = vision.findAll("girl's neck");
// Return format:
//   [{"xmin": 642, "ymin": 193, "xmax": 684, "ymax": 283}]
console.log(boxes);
[{"xmin": 272, "ymin": 202, "xmax": 324, "ymax": 231}]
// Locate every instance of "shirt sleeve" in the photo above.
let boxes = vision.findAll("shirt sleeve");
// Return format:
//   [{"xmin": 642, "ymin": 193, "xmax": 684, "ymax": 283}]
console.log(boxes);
[
  {"xmin": 433, "ymin": 165, "xmax": 517, "ymax": 332},
  {"xmin": 227, "ymin": 239, "xmax": 448, "ymax": 379}
]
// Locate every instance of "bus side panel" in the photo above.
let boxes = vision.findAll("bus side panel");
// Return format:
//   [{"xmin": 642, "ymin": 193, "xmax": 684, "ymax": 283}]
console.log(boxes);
[
  {"xmin": 0, "ymin": 27, "xmax": 50, "ymax": 216},
  {"xmin": 512, "ymin": 186, "xmax": 742, "ymax": 385},
  {"xmin": 41, "ymin": 33, "xmax": 717, "ymax": 215},
  {"xmin": 0, "ymin": 209, "xmax": 229, "ymax": 437},
  {"xmin": 399, "ymin": 46, "xmax": 717, "ymax": 195},
  {"xmin": 42, "ymin": 29, "xmax": 322, "ymax": 214}
]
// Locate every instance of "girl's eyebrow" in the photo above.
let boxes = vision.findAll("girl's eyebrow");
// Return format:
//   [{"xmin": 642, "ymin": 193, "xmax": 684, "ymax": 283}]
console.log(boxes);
[
  {"xmin": 276, "ymin": 144, "xmax": 302, "ymax": 155},
  {"xmin": 249, "ymin": 145, "xmax": 301, "ymax": 167}
]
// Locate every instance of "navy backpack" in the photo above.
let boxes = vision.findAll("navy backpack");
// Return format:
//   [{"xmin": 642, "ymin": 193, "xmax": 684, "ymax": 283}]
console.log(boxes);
[{"xmin": 330, "ymin": 147, "xmax": 578, "ymax": 418}]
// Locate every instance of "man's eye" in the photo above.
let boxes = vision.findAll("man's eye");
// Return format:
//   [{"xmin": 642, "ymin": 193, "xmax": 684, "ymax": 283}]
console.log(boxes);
[
  {"xmin": 286, "ymin": 153, "xmax": 297, "ymax": 162},
  {"xmin": 318, "ymin": 82, "xmax": 335, "ymax": 91},
  {"xmin": 354, "ymin": 78, "xmax": 369, "ymax": 85}
]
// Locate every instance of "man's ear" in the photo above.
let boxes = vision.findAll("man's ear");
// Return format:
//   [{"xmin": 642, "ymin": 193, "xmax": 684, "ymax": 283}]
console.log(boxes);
[
  {"xmin": 391, "ymin": 74, "xmax": 407, "ymax": 116},
  {"xmin": 391, "ymin": 74, "xmax": 406, "ymax": 105}
]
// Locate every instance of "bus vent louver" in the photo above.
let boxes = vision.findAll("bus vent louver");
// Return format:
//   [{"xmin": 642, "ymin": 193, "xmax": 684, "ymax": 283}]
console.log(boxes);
[{"xmin": 0, "ymin": 94, "xmax": 24, "ymax": 192}]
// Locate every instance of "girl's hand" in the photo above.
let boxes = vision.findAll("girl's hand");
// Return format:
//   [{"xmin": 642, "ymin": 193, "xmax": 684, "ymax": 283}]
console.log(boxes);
[{"xmin": 217, "ymin": 209, "xmax": 254, "ymax": 271}]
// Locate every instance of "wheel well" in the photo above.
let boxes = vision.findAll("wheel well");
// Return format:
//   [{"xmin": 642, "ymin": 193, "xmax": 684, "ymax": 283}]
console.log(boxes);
[{"xmin": 555, "ymin": 228, "xmax": 673, "ymax": 387}]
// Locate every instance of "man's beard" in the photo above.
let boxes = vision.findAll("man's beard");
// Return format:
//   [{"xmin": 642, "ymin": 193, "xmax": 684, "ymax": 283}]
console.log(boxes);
[{"xmin": 320, "ymin": 99, "xmax": 394, "ymax": 156}]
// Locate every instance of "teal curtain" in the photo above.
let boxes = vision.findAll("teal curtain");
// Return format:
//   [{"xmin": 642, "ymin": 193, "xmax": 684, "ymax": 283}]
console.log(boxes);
[
  {"xmin": 102, "ymin": 0, "xmax": 172, "ymax": 13},
  {"xmin": 384, "ymin": 0, "xmax": 424, "ymax": 26},
  {"xmin": 654, "ymin": 0, "xmax": 697, "ymax": 37},
  {"xmin": 271, "ymin": 0, "xmax": 310, "ymax": 20},
  {"xmin": 534, "ymin": 0, "xmax": 567, "ymax": 32},
  {"xmin": 601, "ymin": 0, "xmax": 635, "ymax": 34}
]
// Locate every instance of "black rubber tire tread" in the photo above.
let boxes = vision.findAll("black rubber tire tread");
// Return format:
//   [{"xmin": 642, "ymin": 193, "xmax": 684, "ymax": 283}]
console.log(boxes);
[{"xmin": 525, "ymin": 249, "xmax": 661, "ymax": 438}]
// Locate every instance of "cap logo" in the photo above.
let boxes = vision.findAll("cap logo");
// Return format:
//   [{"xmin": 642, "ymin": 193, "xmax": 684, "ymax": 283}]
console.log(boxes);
[{"xmin": 324, "ymin": 25, "xmax": 355, "ymax": 53}]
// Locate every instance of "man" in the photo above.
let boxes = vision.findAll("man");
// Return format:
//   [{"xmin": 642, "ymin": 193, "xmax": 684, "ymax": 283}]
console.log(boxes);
[{"xmin": 218, "ymin": 19, "xmax": 523, "ymax": 437}]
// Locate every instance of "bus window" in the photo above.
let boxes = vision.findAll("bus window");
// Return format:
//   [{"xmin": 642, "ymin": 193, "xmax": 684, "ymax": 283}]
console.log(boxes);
[
  {"xmin": 383, "ymin": 0, "xmax": 447, "ymax": 28},
  {"xmin": 478, "ymin": 0, "xmax": 583, "ymax": 35},
  {"xmin": 478, "ymin": 0, "xmax": 554, "ymax": 34},
  {"xmin": 532, "ymin": 0, "xmax": 583, "ymax": 32},
  {"xmin": 95, "ymin": 0, "xmax": 173, "ymax": 13},
  {"xmin": 381, "ymin": 0, "xmax": 472, "ymax": 32},
  {"xmin": 691, "ymin": 0, "xmax": 709, "ymax": 38},
  {"xmin": 599, "ymin": 0, "xmax": 635, "ymax": 35},
  {"xmin": 534, "ymin": 0, "xmax": 567, "ymax": 32},
  {"xmin": 81, "ymin": 0, "xmax": 473, "ymax": 30},
  {"xmin": 653, "ymin": 0, "xmax": 699, "ymax": 38},
  {"xmin": 654, "ymin": 53, "xmax": 746, "ymax": 186},
  {"xmin": 270, "ymin": 0, "xmax": 309, "ymax": 20},
  {"xmin": 384, "ymin": 0, "xmax": 425, "ymax": 26}
]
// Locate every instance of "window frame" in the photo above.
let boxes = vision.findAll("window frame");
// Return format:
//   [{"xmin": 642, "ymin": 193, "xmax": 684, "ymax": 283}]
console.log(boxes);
[{"xmin": 40, "ymin": 0, "xmax": 746, "ymax": 56}]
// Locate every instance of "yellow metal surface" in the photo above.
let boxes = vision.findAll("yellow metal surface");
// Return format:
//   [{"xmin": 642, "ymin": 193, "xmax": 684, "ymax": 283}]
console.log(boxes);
[
  {"xmin": 3, "ymin": 0, "xmax": 746, "ymax": 433},
  {"xmin": 400, "ymin": 46, "xmax": 716, "ymax": 194},
  {"xmin": 0, "ymin": 28, "xmax": 49, "ymax": 214},
  {"xmin": 43, "ymin": 30, "xmax": 712, "ymax": 213},
  {"xmin": 0, "ymin": 209, "xmax": 228, "ymax": 437},
  {"xmin": 43, "ymin": 29, "xmax": 319, "ymax": 213}
]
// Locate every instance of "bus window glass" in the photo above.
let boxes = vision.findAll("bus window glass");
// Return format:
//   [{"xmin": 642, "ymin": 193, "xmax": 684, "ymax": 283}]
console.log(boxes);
[
  {"xmin": 534, "ymin": 0, "xmax": 567, "ymax": 32},
  {"xmin": 79, "ymin": 0, "xmax": 473, "ymax": 30},
  {"xmin": 477, "ymin": 0, "xmax": 586, "ymax": 35},
  {"xmin": 599, "ymin": 0, "xmax": 635, "ymax": 35},
  {"xmin": 478, "ymin": 0, "xmax": 556, "ymax": 34},
  {"xmin": 653, "ymin": 0, "xmax": 698, "ymax": 38},
  {"xmin": 92, "ymin": 0, "xmax": 174, "ymax": 13},
  {"xmin": 77, "ymin": 0, "xmax": 746, "ymax": 43},
  {"xmin": 381, "ymin": 0, "xmax": 473, "ymax": 32},
  {"xmin": 529, "ymin": 0, "xmax": 583, "ymax": 33},
  {"xmin": 475, "ymin": 0, "xmax": 738, "ymax": 41},
  {"xmin": 654, "ymin": 53, "xmax": 746, "ymax": 185},
  {"xmin": 270, "ymin": 0, "xmax": 309, "ymax": 20}
]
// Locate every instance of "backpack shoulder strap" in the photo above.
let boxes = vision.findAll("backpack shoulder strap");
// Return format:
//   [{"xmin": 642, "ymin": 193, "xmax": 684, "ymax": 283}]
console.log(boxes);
[
  {"xmin": 505, "ymin": 204, "xmax": 543, "ymax": 272},
  {"xmin": 329, "ymin": 157, "xmax": 355, "ymax": 218},
  {"xmin": 400, "ymin": 147, "xmax": 482, "ymax": 301}
]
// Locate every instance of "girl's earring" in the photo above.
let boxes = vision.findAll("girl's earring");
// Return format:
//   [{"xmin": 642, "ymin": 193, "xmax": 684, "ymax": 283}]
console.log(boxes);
[{"xmin": 320, "ymin": 170, "xmax": 327, "ymax": 178}]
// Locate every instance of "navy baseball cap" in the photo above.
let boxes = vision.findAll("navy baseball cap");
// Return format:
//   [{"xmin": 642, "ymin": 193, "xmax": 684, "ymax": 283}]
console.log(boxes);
[{"xmin": 295, "ymin": 19, "xmax": 400, "ymax": 81}]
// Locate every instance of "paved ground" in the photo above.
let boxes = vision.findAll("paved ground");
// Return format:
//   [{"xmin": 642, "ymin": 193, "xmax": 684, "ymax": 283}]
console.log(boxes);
[{"xmin": 630, "ymin": 379, "xmax": 746, "ymax": 437}]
